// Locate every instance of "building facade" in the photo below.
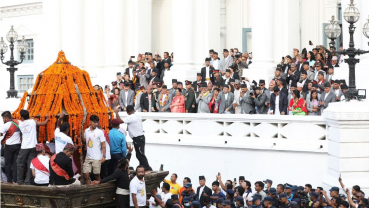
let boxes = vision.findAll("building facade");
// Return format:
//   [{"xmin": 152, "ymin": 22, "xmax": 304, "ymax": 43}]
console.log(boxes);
[{"xmin": 0, "ymin": 0, "xmax": 369, "ymax": 97}]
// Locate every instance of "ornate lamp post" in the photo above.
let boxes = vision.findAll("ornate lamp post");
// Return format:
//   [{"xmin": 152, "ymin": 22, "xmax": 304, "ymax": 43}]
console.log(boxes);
[
  {"xmin": 0, "ymin": 26, "xmax": 29, "ymax": 98},
  {"xmin": 324, "ymin": 0, "xmax": 369, "ymax": 101},
  {"xmin": 325, "ymin": 16, "xmax": 342, "ymax": 48}
]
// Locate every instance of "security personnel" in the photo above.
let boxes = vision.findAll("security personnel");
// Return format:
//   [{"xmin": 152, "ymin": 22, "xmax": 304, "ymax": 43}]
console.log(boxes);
[
  {"xmin": 184, "ymin": 80, "xmax": 196, "ymax": 113},
  {"xmin": 213, "ymin": 70, "xmax": 224, "ymax": 84},
  {"xmin": 192, "ymin": 73, "xmax": 203, "ymax": 92}
]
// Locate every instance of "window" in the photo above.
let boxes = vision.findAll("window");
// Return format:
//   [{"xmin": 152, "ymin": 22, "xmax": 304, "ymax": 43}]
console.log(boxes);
[
  {"xmin": 17, "ymin": 75, "xmax": 34, "ymax": 93},
  {"xmin": 18, "ymin": 39, "xmax": 34, "ymax": 63}
]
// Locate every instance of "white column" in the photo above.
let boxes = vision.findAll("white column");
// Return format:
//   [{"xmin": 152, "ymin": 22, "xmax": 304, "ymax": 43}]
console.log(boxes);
[
  {"xmin": 167, "ymin": 0, "xmax": 194, "ymax": 84},
  {"xmin": 81, "ymin": 0, "xmax": 104, "ymax": 83},
  {"xmin": 323, "ymin": 101, "xmax": 369, "ymax": 194},
  {"xmin": 192, "ymin": 0, "xmax": 221, "ymax": 71},
  {"xmin": 60, "ymin": 0, "xmax": 82, "ymax": 66},
  {"xmin": 40, "ymin": 0, "xmax": 61, "ymax": 65},
  {"xmin": 249, "ymin": 0, "xmax": 274, "ymax": 84}
]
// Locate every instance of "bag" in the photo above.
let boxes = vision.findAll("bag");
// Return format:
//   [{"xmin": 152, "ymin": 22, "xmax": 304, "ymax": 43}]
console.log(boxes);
[{"xmin": 292, "ymin": 108, "xmax": 306, "ymax": 116}]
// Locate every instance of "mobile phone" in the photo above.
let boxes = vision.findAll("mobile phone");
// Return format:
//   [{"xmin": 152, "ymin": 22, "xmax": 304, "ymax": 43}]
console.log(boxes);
[
  {"xmin": 131, "ymin": 56, "xmax": 135, "ymax": 58},
  {"xmin": 160, "ymin": 164, "xmax": 163, "ymax": 171},
  {"xmin": 282, "ymin": 57, "xmax": 285, "ymax": 60},
  {"xmin": 309, "ymin": 40, "xmax": 313, "ymax": 45},
  {"xmin": 234, "ymin": 178, "xmax": 236, "ymax": 182},
  {"xmin": 218, "ymin": 172, "xmax": 220, "ymax": 176},
  {"xmin": 117, "ymin": 72, "xmax": 121, "ymax": 75}
]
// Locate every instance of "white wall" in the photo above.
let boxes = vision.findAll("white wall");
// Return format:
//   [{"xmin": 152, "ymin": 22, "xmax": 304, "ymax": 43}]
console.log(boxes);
[
  {"xmin": 128, "ymin": 143, "xmax": 328, "ymax": 189},
  {"xmin": 152, "ymin": 0, "xmax": 173, "ymax": 54}
]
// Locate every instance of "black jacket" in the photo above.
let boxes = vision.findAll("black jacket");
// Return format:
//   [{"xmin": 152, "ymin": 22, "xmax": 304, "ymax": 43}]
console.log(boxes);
[
  {"xmin": 140, "ymin": 93, "xmax": 153, "ymax": 112},
  {"xmin": 196, "ymin": 186, "xmax": 213, "ymax": 207},
  {"xmin": 269, "ymin": 92, "xmax": 288, "ymax": 115},
  {"xmin": 201, "ymin": 66, "xmax": 215, "ymax": 82},
  {"xmin": 49, "ymin": 152, "xmax": 75, "ymax": 185}
]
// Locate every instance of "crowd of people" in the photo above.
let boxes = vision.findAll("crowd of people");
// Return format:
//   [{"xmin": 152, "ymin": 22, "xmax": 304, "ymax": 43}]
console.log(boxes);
[
  {"xmin": 0, "ymin": 105, "xmax": 152, "ymax": 189},
  {"xmin": 97, "ymin": 44, "xmax": 347, "ymax": 116}
]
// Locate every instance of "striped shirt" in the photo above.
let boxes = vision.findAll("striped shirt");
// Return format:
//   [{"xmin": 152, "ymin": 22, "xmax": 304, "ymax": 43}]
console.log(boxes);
[{"xmin": 123, "ymin": 114, "xmax": 144, "ymax": 138}]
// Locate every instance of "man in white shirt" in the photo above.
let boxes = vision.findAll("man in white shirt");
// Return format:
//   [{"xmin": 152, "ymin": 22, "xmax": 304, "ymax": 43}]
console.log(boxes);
[
  {"xmin": 211, "ymin": 52, "xmax": 220, "ymax": 70},
  {"xmin": 130, "ymin": 166, "xmax": 147, "ymax": 208},
  {"xmin": 16, "ymin": 110, "xmax": 48, "ymax": 185},
  {"xmin": 161, "ymin": 182, "xmax": 173, "ymax": 204},
  {"xmin": 114, "ymin": 105, "xmax": 152, "ymax": 171},
  {"xmin": 54, "ymin": 113, "xmax": 73, "ymax": 154},
  {"xmin": 233, "ymin": 80, "xmax": 242, "ymax": 114},
  {"xmin": 82, "ymin": 115, "xmax": 106, "ymax": 185},
  {"xmin": 1, "ymin": 111, "xmax": 22, "ymax": 184},
  {"xmin": 30, "ymin": 143, "xmax": 50, "ymax": 186}
]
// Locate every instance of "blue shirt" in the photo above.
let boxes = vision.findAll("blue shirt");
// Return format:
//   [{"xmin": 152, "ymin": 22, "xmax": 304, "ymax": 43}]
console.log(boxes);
[
  {"xmin": 109, "ymin": 128, "xmax": 127, "ymax": 156},
  {"xmin": 211, "ymin": 192, "xmax": 225, "ymax": 206},
  {"xmin": 287, "ymin": 193, "xmax": 294, "ymax": 202}
]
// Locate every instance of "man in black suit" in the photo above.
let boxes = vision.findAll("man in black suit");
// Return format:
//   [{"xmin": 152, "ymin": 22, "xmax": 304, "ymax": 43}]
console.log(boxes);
[
  {"xmin": 201, "ymin": 57, "xmax": 214, "ymax": 82},
  {"xmin": 286, "ymin": 63, "xmax": 300, "ymax": 88},
  {"xmin": 269, "ymin": 87, "xmax": 288, "ymax": 115},
  {"xmin": 140, "ymin": 86, "xmax": 154, "ymax": 112},
  {"xmin": 192, "ymin": 73, "xmax": 203, "ymax": 92},
  {"xmin": 196, "ymin": 176, "xmax": 212, "ymax": 207},
  {"xmin": 299, "ymin": 70, "xmax": 310, "ymax": 93},
  {"xmin": 161, "ymin": 52, "xmax": 171, "ymax": 69},
  {"xmin": 125, "ymin": 60, "xmax": 135, "ymax": 78},
  {"xmin": 276, "ymin": 78, "xmax": 288, "ymax": 95}
]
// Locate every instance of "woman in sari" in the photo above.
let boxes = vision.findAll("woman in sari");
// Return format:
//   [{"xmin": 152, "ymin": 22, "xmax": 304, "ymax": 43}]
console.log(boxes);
[
  {"xmin": 109, "ymin": 88, "xmax": 120, "ymax": 110},
  {"xmin": 170, "ymin": 89, "xmax": 185, "ymax": 113},
  {"xmin": 209, "ymin": 88, "xmax": 220, "ymax": 113},
  {"xmin": 288, "ymin": 90, "xmax": 307, "ymax": 115}
]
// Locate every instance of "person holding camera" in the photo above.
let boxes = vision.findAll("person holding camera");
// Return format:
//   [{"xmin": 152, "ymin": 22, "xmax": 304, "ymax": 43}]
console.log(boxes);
[{"xmin": 252, "ymin": 87, "xmax": 268, "ymax": 114}]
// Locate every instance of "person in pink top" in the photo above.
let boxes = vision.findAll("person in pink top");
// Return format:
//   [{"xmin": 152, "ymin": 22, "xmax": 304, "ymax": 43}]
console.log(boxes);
[{"xmin": 170, "ymin": 89, "xmax": 185, "ymax": 113}]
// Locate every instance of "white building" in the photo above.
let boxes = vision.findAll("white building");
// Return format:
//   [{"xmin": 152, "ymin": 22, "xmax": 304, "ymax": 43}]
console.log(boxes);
[
  {"xmin": 1, "ymin": 0, "xmax": 369, "ymax": 98},
  {"xmin": 0, "ymin": 0, "xmax": 369, "ymax": 194}
]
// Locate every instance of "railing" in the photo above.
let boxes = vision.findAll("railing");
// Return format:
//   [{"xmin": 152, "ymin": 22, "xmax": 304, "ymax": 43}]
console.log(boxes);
[{"xmin": 120, "ymin": 113, "xmax": 328, "ymax": 153}]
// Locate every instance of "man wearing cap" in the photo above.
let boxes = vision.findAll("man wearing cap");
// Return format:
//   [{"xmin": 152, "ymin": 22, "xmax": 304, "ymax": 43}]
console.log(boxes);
[
  {"xmin": 220, "ymin": 49, "xmax": 234, "ymax": 75},
  {"xmin": 340, "ymin": 83, "xmax": 348, "ymax": 101},
  {"xmin": 232, "ymin": 80, "xmax": 242, "ymax": 114},
  {"xmin": 222, "ymin": 200, "xmax": 232, "ymax": 208},
  {"xmin": 181, "ymin": 182, "xmax": 196, "ymax": 204},
  {"xmin": 193, "ymin": 73, "xmax": 203, "ymax": 92},
  {"xmin": 196, "ymin": 83, "xmax": 212, "ymax": 113},
  {"xmin": 149, "ymin": 68, "xmax": 160, "ymax": 86},
  {"xmin": 278, "ymin": 193, "xmax": 291, "ymax": 208},
  {"xmin": 318, "ymin": 82, "xmax": 336, "ymax": 114},
  {"xmin": 213, "ymin": 70, "xmax": 224, "ymax": 84},
  {"xmin": 203, "ymin": 196, "xmax": 216, "ymax": 208},
  {"xmin": 108, "ymin": 118, "xmax": 127, "ymax": 175},
  {"xmin": 263, "ymin": 196, "xmax": 276, "ymax": 208},
  {"xmin": 157, "ymin": 85, "xmax": 173, "ymax": 112},
  {"xmin": 313, "ymin": 62, "xmax": 326, "ymax": 82},
  {"xmin": 263, "ymin": 180, "xmax": 273, "ymax": 192},
  {"xmin": 267, "ymin": 188, "xmax": 279, "ymax": 207},
  {"xmin": 239, "ymin": 83, "xmax": 255, "ymax": 114},
  {"xmin": 169, "ymin": 79, "xmax": 179, "ymax": 98},
  {"xmin": 139, "ymin": 86, "xmax": 153, "ymax": 112},
  {"xmin": 331, "ymin": 80, "xmax": 343, "ymax": 101},
  {"xmin": 202, "ymin": 58, "xmax": 215, "ymax": 83},
  {"xmin": 185, "ymin": 81, "xmax": 196, "ymax": 113},
  {"xmin": 234, "ymin": 197, "xmax": 246, "ymax": 208},
  {"xmin": 211, "ymin": 52, "xmax": 221, "ymax": 70},
  {"xmin": 196, "ymin": 176, "xmax": 213, "ymax": 207},
  {"xmin": 299, "ymin": 70, "xmax": 310, "ymax": 93},
  {"xmin": 252, "ymin": 87, "xmax": 268, "ymax": 114},
  {"xmin": 30, "ymin": 143, "xmax": 50, "ymax": 186},
  {"xmin": 216, "ymin": 85, "xmax": 234, "ymax": 114},
  {"xmin": 119, "ymin": 82, "xmax": 135, "ymax": 112},
  {"xmin": 49, "ymin": 143, "xmax": 80, "ymax": 187},
  {"xmin": 223, "ymin": 69, "xmax": 232, "ymax": 86}
]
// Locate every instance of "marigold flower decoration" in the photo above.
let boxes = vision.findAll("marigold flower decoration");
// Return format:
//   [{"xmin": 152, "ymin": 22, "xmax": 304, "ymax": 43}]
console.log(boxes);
[{"xmin": 12, "ymin": 51, "xmax": 113, "ymax": 147}]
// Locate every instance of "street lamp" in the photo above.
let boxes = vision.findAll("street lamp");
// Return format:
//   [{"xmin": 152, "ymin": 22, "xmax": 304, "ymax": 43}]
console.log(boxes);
[
  {"xmin": 325, "ymin": 16, "xmax": 342, "ymax": 48},
  {"xmin": 0, "ymin": 25, "xmax": 29, "ymax": 98},
  {"xmin": 324, "ymin": 0, "xmax": 369, "ymax": 101}
]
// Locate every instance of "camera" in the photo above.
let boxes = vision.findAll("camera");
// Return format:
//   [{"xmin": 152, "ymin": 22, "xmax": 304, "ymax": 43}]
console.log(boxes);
[{"xmin": 297, "ymin": 190, "xmax": 308, "ymax": 207}]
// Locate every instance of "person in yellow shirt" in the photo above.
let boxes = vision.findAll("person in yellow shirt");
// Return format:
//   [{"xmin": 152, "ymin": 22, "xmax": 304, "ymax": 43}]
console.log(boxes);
[{"xmin": 164, "ymin": 173, "xmax": 182, "ymax": 195}]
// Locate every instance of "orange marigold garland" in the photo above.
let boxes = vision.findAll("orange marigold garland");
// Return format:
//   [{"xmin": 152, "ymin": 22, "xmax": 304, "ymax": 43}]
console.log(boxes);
[{"xmin": 12, "ymin": 51, "xmax": 112, "ymax": 143}]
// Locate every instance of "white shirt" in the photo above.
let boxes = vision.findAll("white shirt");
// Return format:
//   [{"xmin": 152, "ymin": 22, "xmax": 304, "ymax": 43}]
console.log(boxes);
[
  {"xmin": 212, "ymin": 59, "xmax": 219, "ymax": 70},
  {"xmin": 324, "ymin": 92, "xmax": 329, "ymax": 101},
  {"xmin": 54, "ymin": 128, "xmax": 74, "ymax": 154},
  {"xmin": 84, "ymin": 127, "xmax": 106, "ymax": 160},
  {"xmin": 199, "ymin": 186, "xmax": 205, "ymax": 197},
  {"xmin": 0, "ymin": 121, "xmax": 21, "ymax": 145},
  {"xmin": 224, "ymin": 93, "xmax": 228, "ymax": 101},
  {"xmin": 30, "ymin": 155, "xmax": 50, "ymax": 184},
  {"xmin": 124, "ymin": 90, "xmax": 129, "ymax": 105},
  {"xmin": 335, "ymin": 89, "xmax": 340, "ymax": 96},
  {"xmin": 206, "ymin": 66, "xmax": 210, "ymax": 80},
  {"xmin": 129, "ymin": 176, "xmax": 146, "ymax": 207},
  {"xmin": 161, "ymin": 93, "xmax": 167, "ymax": 106},
  {"xmin": 275, "ymin": 95, "xmax": 280, "ymax": 115},
  {"xmin": 243, "ymin": 192, "xmax": 253, "ymax": 208},
  {"xmin": 161, "ymin": 192, "xmax": 172, "ymax": 204},
  {"xmin": 203, "ymin": 205, "xmax": 216, "ymax": 208},
  {"xmin": 118, "ymin": 127, "xmax": 127, "ymax": 137},
  {"xmin": 148, "ymin": 197, "xmax": 157, "ymax": 208},
  {"xmin": 104, "ymin": 141, "xmax": 111, "ymax": 160},
  {"xmin": 123, "ymin": 114, "xmax": 144, "ymax": 138},
  {"xmin": 19, "ymin": 119, "xmax": 37, "ymax": 149}
]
